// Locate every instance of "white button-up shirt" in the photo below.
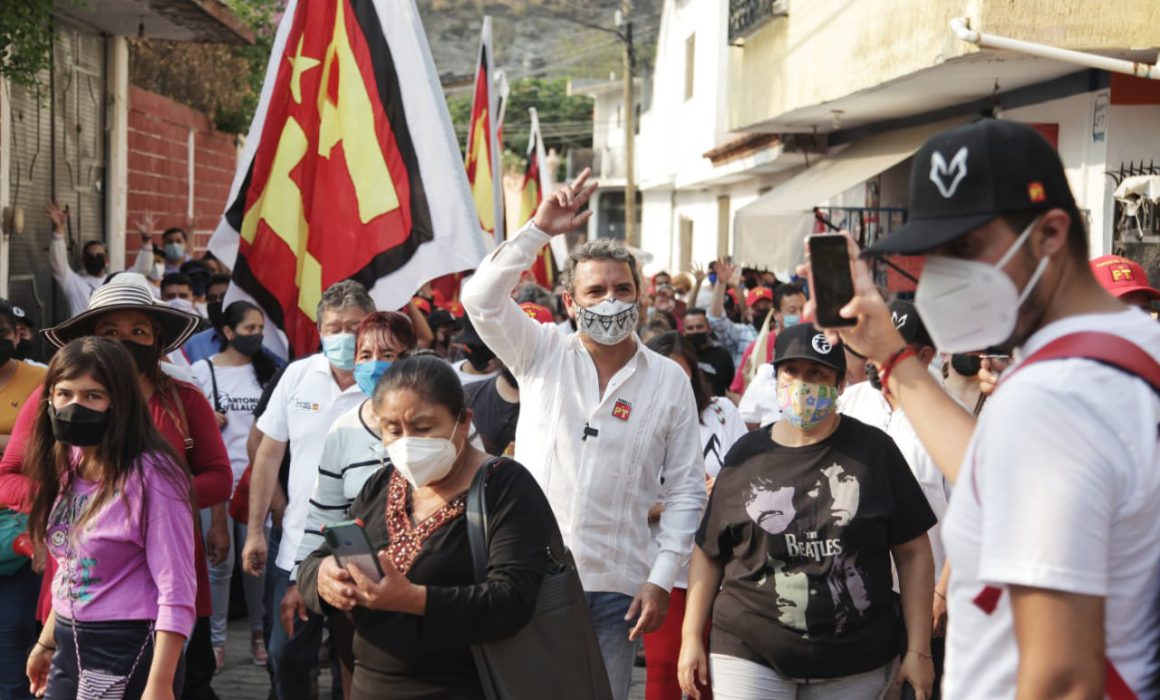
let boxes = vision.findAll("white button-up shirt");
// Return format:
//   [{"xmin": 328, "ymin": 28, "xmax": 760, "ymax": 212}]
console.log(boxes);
[
  {"xmin": 462, "ymin": 224, "xmax": 707, "ymax": 597},
  {"xmin": 256, "ymin": 353, "xmax": 366, "ymax": 573},
  {"xmin": 49, "ymin": 233, "xmax": 104, "ymax": 317}
]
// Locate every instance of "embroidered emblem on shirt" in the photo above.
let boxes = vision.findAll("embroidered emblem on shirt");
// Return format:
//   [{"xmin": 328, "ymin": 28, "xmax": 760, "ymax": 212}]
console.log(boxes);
[{"xmin": 612, "ymin": 399, "xmax": 632, "ymax": 421}]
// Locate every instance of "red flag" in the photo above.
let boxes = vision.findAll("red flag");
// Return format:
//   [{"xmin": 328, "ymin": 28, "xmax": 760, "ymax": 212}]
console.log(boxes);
[
  {"xmin": 520, "ymin": 108, "xmax": 556, "ymax": 288},
  {"xmin": 464, "ymin": 16, "xmax": 505, "ymax": 246},
  {"xmin": 209, "ymin": 0, "xmax": 486, "ymax": 357}
]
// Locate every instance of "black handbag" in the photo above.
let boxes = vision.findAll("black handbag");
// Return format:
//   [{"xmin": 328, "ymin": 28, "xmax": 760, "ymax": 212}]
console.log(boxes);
[{"xmin": 466, "ymin": 460, "xmax": 614, "ymax": 700}]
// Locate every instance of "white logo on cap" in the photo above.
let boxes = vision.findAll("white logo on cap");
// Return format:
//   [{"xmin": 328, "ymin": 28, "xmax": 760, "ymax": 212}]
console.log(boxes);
[
  {"xmin": 892, "ymin": 311, "xmax": 908, "ymax": 330},
  {"xmin": 930, "ymin": 147, "xmax": 969, "ymax": 198},
  {"xmin": 812, "ymin": 334, "xmax": 832, "ymax": 354}
]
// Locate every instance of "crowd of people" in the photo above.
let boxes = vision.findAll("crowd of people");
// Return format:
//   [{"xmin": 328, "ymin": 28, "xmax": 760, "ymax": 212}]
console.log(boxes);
[{"xmin": 0, "ymin": 118, "xmax": 1156, "ymax": 700}]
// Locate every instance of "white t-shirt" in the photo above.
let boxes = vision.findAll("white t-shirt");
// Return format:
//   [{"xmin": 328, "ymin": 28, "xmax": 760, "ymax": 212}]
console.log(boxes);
[
  {"xmin": 942, "ymin": 309, "xmax": 1160, "ymax": 699},
  {"xmin": 191, "ymin": 359, "xmax": 263, "ymax": 487},
  {"xmin": 737, "ymin": 363, "xmax": 781, "ymax": 426},
  {"xmin": 255, "ymin": 353, "xmax": 366, "ymax": 572},
  {"xmin": 650, "ymin": 397, "xmax": 749, "ymax": 589},
  {"xmin": 451, "ymin": 359, "xmax": 498, "ymax": 386},
  {"xmin": 840, "ymin": 381, "xmax": 951, "ymax": 580}
]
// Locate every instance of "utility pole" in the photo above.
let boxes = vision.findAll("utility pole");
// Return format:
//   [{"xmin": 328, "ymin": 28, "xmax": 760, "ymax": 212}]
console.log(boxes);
[{"xmin": 621, "ymin": 0, "xmax": 638, "ymax": 247}]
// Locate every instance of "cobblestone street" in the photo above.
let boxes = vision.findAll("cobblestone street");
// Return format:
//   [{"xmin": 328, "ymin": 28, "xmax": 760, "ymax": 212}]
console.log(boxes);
[{"xmin": 212, "ymin": 619, "xmax": 646, "ymax": 699}]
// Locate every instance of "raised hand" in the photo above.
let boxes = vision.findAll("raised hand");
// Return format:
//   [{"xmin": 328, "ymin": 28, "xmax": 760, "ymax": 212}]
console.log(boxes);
[
  {"xmin": 797, "ymin": 232, "xmax": 903, "ymax": 364},
  {"xmin": 136, "ymin": 211, "xmax": 156, "ymax": 240},
  {"xmin": 533, "ymin": 168, "xmax": 598, "ymax": 236},
  {"xmin": 715, "ymin": 257, "xmax": 739, "ymax": 287},
  {"xmin": 44, "ymin": 203, "xmax": 68, "ymax": 234}
]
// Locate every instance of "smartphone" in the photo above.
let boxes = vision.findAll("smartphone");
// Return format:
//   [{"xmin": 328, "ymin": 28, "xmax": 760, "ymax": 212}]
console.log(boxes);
[
  {"xmin": 807, "ymin": 234, "xmax": 857, "ymax": 327},
  {"xmin": 323, "ymin": 519, "xmax": 383, "ymax": 581}
]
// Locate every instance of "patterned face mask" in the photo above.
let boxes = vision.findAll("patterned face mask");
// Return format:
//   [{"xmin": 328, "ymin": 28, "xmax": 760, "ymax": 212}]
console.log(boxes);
[
  {"xmin": 777, "ymin": 379, "xmax": 839, "ymax": 431},
  {"xmin": 575, "ymin": 298, "xmax": 639, "ymax": 346}
]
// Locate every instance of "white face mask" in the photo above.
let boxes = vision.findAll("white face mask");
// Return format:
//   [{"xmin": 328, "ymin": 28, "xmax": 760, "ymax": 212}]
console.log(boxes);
[
  {"xmin": 386, "ymin": 425, "xmax": 462, "ymax": 488},
  {"xmin": 575, "ymin": 298, "xmax": 639, "ymax": 346},
  {"xmin": 915, "ymin": 216, "xmax": 1047, "ymax": 354}
]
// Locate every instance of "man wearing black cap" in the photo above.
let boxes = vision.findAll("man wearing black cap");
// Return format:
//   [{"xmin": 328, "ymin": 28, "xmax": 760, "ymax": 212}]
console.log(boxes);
[
  {"xmin": 813, "ymin": 119, "xmax": 1160, "ymax": 699},
  {"xmin": 680, "ymin": 322, "xmax": 936, "ymax": 697}
]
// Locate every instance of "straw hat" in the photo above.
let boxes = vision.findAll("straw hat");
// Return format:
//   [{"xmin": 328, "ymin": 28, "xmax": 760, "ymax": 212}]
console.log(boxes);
[{"xmin": 43, "ymin": 272, "xmax": 201, "ymax": 354}]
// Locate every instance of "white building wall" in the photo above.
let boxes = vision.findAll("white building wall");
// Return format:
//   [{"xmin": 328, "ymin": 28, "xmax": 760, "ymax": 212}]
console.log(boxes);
[
  {"xmin": 1103, "ymin": 102, "xmax": 1160, "ymax": 255},
  {"xmin": 1001, "ymin": 90, "xmax": 1110, "ymax": 257}
]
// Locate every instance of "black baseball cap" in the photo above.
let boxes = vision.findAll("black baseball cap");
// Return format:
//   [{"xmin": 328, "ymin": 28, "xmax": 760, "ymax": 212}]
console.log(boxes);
[
  {"xmin": 0, "ymin": 300, "xmax": 17, "ymax": 329},
  {"xmin": 427, "ymin": 309, "xmax": 458, "ymax": 330},
  {"xmin": 865, "ymin": 120, "xmax": 1078, "ymax": 256},
  {"xmin": 772, "ymin": 323, "xmax": 846, "ymax": 374},
  {"xmin": 888, "ymin": 300, "xmax": 932, "ymax": 348}
]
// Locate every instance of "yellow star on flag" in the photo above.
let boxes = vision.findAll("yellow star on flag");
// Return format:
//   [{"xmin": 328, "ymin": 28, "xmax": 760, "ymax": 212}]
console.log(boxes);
[{"xmin": 287, "ymin": 35, "xmax": 320, "ymax": 105}]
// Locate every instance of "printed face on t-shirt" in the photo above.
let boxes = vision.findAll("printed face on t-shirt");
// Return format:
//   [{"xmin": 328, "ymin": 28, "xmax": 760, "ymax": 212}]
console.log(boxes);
[
  {"xmin": 745, "ymin": 483, "xmax": 797, "ymax": 535},
  {"xmin": 821, "ymin": 463, "xmax": 860, "ymax": 527}
]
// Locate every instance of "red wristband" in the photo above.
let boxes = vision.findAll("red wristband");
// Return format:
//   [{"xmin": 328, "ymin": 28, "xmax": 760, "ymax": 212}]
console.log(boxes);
[{"xmin": 878, "ymin": 347, "xmax": 915, "ymax": 399}]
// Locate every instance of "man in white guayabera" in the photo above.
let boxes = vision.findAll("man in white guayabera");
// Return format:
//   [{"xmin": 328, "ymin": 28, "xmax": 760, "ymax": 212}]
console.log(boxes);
[{"xmin": 462, "ymin": 168, "xmax": 707, "ymax": 700}]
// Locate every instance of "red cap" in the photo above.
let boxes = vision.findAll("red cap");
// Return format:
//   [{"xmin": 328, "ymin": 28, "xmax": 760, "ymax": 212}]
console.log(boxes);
[
  {"xmin": 445, "ymin": 300, "xmax": 466, "ymax": 318},
  {"xmin": 746, "ymin": 287, "xmax": 774, "ymax": 307},
  {"xmin": 1090, "ymin": 255, "xmax": 1160, "ymax": 301},
  {"xmin": 519, "ymin": 302, "xmax": 555, "ymax": 325}
]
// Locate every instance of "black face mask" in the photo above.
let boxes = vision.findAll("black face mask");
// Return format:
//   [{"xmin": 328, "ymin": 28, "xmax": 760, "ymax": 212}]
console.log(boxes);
[
  {"xmin": 13, "ymin": 338, "xmax": 32, "ymax": 361},
  {"xmin": 686, "ymin": 331, "xmax": 710, "ymax": 348},
  {"xmin": 207, "ymin": 301, "xmax": 225, "ymax": 328},
  {"xmin": 82, "ymin": 252, "xmax": 107, "ymax": 276},
  {"xmin": 120, "ymin": 339, "xmax": 161, "ymax": 373},
  {"xmin": 465, "ymin": 344, "xmax": 495, "ymax": 372},
  {"xmin": 51, "ymin": 403, "xmax": 110, "ymax": 447},
  {"xmin": 950, "ymin": 354, "xmax": 982, "ymax": 378},
  {"xmin": 231, "ymin": 333, "xmax": 264, "ymax": 358},
  {"xmin": 0, "ymin": 338, "xmax": 13, "ymax": 367}
]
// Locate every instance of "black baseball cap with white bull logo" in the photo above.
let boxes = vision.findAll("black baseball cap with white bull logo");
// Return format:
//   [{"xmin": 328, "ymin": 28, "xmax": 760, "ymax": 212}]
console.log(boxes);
[{"xmin": 865, "ymin": 119, "xmax": 1079, "ymax": 256}]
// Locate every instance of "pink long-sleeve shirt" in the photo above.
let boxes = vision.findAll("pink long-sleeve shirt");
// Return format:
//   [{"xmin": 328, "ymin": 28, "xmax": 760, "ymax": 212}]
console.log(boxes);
[{"xmin": 47, "ymin": 451, "xmax": 197, "ymax": 637}]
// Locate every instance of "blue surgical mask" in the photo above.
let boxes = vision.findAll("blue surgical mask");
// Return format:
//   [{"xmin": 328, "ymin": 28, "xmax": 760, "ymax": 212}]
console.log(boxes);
[
  {"xmin": 163, "ymin": 242, "xmax": 185, "ymax": 260},
  {"xmin": 321, "ymin": 333, "xmax": 356, "ymax": 371},
  {"xmin": 782, "ymin": 314, "xmax": 801, "ymax": 327},
  {"xmin": 353, "ymin": 360, "xmax": 392, "ymax": 396}
]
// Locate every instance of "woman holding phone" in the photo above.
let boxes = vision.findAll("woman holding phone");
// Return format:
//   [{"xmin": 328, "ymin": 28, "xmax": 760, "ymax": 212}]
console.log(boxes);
[
  {"xmin": 296, "ymin": 356, "xmax": 556, "ymax": 698},
  {"xmin": 24, "ymin": 337, "xmax": 196, "ymax": 698}
]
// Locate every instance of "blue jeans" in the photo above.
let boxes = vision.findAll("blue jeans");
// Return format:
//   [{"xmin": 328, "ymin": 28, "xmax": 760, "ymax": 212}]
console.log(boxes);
[
  {"xmin": 266, "ymin": 564, "xmax": 324, "ymax": 700},
  {"xmin": 585, "ymin": 592, "xmax": 635, "ymax": 700},
  {"xmin": 199, "ymin": 509, "xmax": 265, "ymax": 647},
  {"xmin": 0, "ymin": 564, "xmax": 40, "ymax": 700}
]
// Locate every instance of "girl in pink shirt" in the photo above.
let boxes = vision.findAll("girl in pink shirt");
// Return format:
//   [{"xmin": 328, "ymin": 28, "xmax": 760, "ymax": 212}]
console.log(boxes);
[{"xmin": 24, "ymin": 337, "xmax": 196, "ymax": 700}]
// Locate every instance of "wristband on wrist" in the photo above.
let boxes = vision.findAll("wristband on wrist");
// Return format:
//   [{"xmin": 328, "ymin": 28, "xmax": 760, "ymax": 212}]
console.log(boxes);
[
  {"xmin": 934, "ymin": 590, "xmax": 947, "ymax": 600},
  {"xmin": 878, "ymin": 346, "xmax": 915, "ymax": 399},
  {"xmin": 907, "ymin": 649, "xmax": 933, "ymax": 661},
  {"xmin": 35, "ymin": 640, "xmax": 55, "ymax": 652}
]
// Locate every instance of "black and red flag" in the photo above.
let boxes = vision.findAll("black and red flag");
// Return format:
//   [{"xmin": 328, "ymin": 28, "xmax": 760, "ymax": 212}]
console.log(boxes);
[{"xmin": 209, "ymin": 0, "xmax": 486, "ymax": 357}]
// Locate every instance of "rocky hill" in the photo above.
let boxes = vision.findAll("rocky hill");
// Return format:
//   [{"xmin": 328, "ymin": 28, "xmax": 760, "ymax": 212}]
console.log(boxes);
[{"xmin": 417, "ymin": 0, "xmax": 662, "ymax": 85}]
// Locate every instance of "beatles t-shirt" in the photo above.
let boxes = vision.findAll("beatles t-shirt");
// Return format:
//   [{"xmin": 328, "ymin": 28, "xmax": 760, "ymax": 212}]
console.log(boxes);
[{"xmin": 697, "ymin": 416, "xmax": 936, "ymax": 679}]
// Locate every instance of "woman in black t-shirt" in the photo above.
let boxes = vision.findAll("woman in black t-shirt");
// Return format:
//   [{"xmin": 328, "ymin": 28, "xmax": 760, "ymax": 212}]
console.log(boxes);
[{"xmin": 677, "ymin": 324, "xmax": 937, "ymax": 699}]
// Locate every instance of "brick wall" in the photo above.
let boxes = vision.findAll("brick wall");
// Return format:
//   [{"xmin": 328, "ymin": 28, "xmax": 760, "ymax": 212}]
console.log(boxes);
[{"xmin": 126, "ymin": 85, "xmax": 239, "ymax": 266}]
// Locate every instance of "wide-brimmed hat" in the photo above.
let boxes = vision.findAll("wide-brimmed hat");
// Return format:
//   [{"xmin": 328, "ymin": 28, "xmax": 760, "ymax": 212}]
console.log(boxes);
[{"xmin": 43, "ymin": 272, "xmax": 201, "ymax": 354}]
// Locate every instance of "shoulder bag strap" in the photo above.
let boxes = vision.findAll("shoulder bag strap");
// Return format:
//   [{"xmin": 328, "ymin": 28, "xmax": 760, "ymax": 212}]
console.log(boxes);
[
  {"xmin": 1003, "ymin": 331, "xmax": 1160, "ymax": 394},
  {"xmin": 166, "ymin": 385, "xmax": 194, "ymax": 466},
  {"xmin": 203, "ymin": 359, "xmax": 223, "ymax": 413},
  {"xmin": 465, "ymin": 457, "xmax": 499, "ymax": 584}
]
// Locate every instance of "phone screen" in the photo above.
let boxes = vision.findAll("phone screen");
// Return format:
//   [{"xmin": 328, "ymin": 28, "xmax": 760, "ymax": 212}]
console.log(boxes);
[
  {"xmin": 808, "ymin": 235, "xmax": 857, "ymax": 327},
  {"xmin": 324, "ymin": 521, "xmax": 384, "ymax": 581}
]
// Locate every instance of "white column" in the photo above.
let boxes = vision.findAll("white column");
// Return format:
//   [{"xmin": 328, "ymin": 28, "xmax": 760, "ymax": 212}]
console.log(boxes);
[
  {"xmin": 0, "ymin": 75, "xmax": 11, "ymax": 297},
  {"xmin": 105, "ymin": 36, "xmax": 129, "ymax": 271}
]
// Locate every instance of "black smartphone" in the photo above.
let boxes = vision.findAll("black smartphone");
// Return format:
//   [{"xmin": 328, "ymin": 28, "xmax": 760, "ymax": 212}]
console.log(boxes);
[
  {"xmin": 323, "ymin": 519, "xmax": 383, "ymax": 581},
  {"xmin": 807, "ymin": 234, "xmax": 857, "ymax": 327}
]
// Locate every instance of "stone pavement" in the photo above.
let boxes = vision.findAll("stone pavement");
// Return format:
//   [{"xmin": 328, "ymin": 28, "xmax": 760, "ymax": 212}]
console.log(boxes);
[{"xmin": 211, "ymin": 618, "xmax": 646, "ymax": 699}]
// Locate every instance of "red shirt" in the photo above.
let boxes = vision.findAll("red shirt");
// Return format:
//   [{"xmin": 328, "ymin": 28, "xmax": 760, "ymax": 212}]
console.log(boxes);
[{"xmin": 0, "ymin": 381, "xmax": 231, "ymax": 621}]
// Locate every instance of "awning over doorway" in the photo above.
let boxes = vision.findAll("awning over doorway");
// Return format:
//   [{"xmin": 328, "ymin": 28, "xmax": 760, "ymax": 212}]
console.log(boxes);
[{"xmin": 733, "ymin": 119, "xmax": 961, "ymax": 273}]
